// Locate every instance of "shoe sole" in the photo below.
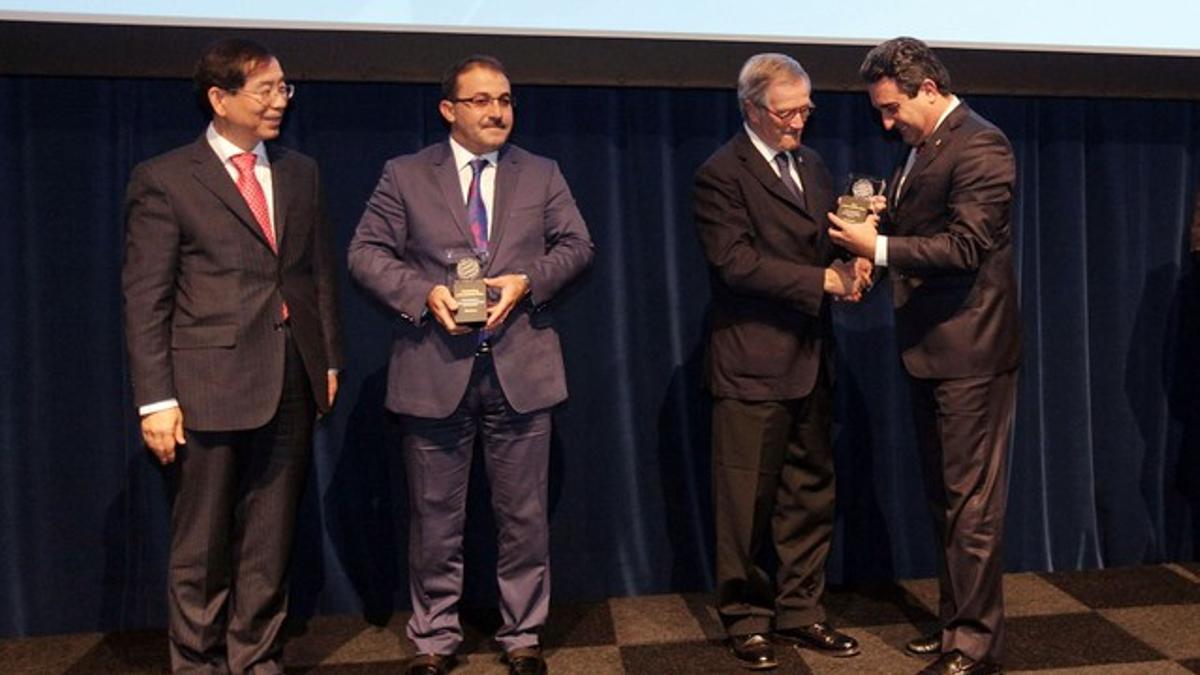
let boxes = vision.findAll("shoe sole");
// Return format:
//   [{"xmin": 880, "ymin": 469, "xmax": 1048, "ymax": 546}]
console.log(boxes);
[
  {"xmin": 775, "ymin": 636, "xmax": 860, "ymax": 658},
  {"xmin": 790, "ymin": 643, "xmax": 860, "ymax": 658},
  {"xmin": 729, "ymin": 648, "xmax": 778, "ymax": 670}
]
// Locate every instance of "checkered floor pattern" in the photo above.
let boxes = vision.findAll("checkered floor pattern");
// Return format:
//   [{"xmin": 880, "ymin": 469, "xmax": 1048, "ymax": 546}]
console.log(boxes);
[{"xmin": 3, "ymin": 563, "xmax": 1199, "ymax": 674}]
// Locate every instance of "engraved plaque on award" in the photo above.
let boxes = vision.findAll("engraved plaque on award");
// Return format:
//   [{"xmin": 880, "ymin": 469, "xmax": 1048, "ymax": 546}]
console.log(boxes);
[
  {"xmin": 836, "ymin": 174, "xmax": 886, "ymax": 224},
  {"xmin": 451, "ymin": 255, "xmax": 487, "ymax": 326}
]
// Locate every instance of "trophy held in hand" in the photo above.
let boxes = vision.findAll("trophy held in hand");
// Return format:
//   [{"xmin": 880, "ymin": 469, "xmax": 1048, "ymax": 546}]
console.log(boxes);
[
  {"xmin": 836, "ymin": 174, "xmax": 886, "ymax": 224},
  {"xmin": 449, "ymin": 251, "xmax": 487, "ymax": 326}
]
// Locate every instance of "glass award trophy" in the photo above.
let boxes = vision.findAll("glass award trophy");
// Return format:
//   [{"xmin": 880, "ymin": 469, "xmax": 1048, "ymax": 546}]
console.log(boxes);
[
  {"xmin": 836, "ymin": 174, "xmax": 886, "ymax": 224},
  {"xmin": 447, "ymin": 250, "xmax": 487, "ymax": 326}
]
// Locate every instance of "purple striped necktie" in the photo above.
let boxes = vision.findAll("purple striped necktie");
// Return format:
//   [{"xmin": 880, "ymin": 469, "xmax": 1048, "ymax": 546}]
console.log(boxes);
[{"xmin": 467, "ymin": 157, "xmax": 489, "ymax": 250}]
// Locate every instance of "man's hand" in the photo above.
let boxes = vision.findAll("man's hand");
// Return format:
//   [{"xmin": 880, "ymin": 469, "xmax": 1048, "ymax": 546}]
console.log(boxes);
[
  {"xmin": 426, "ymin": 285, "xmax": 471, "ymax": 335},
  {"xmin": 824, "ymin": 258, "xmax": 866, "ymax": 302},
  {"xmin": 827, "ymin": 211, "xmax": 880, "ymax": 259},
  {"xmin": 484, "ymin": 274, "xmax": 530, "ymax": 330},
  {"xmin": 869, "ymin": 194, "xmax": 887, "ymax": 215},
  {"xmin": 853, "ymin": 256, "xmax": 874, "ymax": 292},
  {"xmin": 327, "ymin": 371, "xmax": 339, "ymax": 408},
  {"xmin": 142, "ymin": 406, "xmax": 185, "ymax": 465}
]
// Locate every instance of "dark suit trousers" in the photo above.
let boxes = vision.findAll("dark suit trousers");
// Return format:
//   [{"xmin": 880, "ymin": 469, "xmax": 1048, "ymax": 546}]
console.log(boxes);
[
  {"xmin": 168, "ymin": 331, "xmax": 315, "ymax": 675},
  {"xmin": 712, "ymin": 380, "xmax": 834, "ymax": 636},
  {"xmin": 909, "ymin": 368, "xmax": 1018, "ymax": 663},
  {"xmin": 400, "ymin": 353, "xmax": 551, "ymax": 655}
]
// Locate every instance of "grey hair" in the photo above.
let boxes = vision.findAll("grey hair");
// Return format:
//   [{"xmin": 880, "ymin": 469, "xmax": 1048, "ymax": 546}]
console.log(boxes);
[{"xmin": 737, "ymin": 53, "xmax": 809, "ymax": 120}]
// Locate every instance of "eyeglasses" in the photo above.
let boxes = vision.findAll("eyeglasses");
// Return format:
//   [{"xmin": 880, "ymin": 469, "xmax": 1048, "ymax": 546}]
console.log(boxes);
[
  {"xmin": 448, "ymin": 93, "xmax": 515, "ymax": 110},
  {"xmin": 758, "ymin": 102, "xmax": 816, "ymax": 124},
  {"xmin": 229, "ymin": 83, "xmax": 296, "ymax": 105}
]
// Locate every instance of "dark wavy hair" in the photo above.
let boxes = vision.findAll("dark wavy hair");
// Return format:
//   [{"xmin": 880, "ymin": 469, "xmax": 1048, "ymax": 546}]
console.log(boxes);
[{"xmin": 859, "ymin": 37, "xmax": 952, "ymax": 97}]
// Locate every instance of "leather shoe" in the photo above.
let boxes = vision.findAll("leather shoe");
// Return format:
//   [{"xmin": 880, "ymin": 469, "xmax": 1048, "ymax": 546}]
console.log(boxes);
[
  {"xmin": 775, "ymin": 622, "xmax": 860, "ymax": 657},
  {"xmin": 505, "ymin": 646, "xmax": 548, "ymax": 675},
  {"xmin": 906, "ymin": 632, "xmax": 942, "ymax": 656},
  {"xmin": 918, "ymin": 650, "xmax": 1001, "ymax": 675},
  {"xmin": 730, "ymin": 633, "xmax": 777, "ymax": 670},
  {"xmin": 407, "ymin": 653, "xmax": 456, "ymax": 675}
]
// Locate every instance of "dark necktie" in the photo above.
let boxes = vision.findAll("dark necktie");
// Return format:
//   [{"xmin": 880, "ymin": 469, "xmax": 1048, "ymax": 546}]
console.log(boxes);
[
  {"xmin": 467, "ymin": 157, "xmax": 489, "ymax": 250},
  {"xmin": 774, "ymin": 152, "xmax": 805, "ymax": 208}
]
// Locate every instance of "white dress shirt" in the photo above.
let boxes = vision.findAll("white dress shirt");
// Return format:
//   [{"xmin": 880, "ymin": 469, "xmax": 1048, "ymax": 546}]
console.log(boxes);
[{"xmin": 744, "ymin": 123, "xmax": 805, "ymax": 192}]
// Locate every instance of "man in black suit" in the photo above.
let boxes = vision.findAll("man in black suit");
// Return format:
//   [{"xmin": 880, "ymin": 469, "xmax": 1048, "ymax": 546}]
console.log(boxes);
[
  {"xmin": 829, "ymin": 37, "xmax": 1020, "ymax": 675},
  {"xmin": 694, "ymin": 52, "xmax": 868, "ymax": 671},
  {"xmin": 122, "ymin": 38, "xmax": 342, "ymax": 674}
]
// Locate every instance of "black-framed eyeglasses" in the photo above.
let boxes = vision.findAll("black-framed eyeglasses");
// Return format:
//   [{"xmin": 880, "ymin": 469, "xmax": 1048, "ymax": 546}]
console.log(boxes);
[
  {"xmin": 758, "ymin": 102, "xmax": 816, "ymax": 123},
  {"xmin": 229, "ymin": 83, "xmax": 296, "ymax": 105},
  {"xmin": 448, "ymin": 93, "xmax": 515, "ymax": 110}
]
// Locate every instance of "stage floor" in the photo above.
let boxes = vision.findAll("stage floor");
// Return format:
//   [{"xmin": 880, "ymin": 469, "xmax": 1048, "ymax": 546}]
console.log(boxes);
[{"xmin": 3, "ymin": 563, "xmax": 1199, "ymax": 674}]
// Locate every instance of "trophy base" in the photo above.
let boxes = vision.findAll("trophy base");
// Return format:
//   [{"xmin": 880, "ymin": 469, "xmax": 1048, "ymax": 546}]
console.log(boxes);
[
  {"xmin": 836, "ymin": 195, "xmax": 871, "ymax": 224},
  {"xmin": 453, "ymin": 279, "xmax": 487, "ymax": 326}
]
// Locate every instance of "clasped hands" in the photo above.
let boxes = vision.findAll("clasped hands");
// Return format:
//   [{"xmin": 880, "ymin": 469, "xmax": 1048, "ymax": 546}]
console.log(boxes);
[
  {"xmin": 824, "ymin": 257, "xmax": 874, "ymax": 302},
  {"xmin": 824, "ymin": 195, "xmax": 886, "ymax": 301},
  {"xmin": 427, "ymin": 273, "xmax": 530, "ymax": 335}
]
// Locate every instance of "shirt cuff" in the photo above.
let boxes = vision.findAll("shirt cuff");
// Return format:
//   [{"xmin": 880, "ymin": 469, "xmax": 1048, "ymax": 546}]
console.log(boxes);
[
  {"xmin": 874, "ymin": 235, "xmax": 889, "ymax": 267},
  {"xmin": 139, "ymin": 399, "xmax": 179, "ymax": 416}
]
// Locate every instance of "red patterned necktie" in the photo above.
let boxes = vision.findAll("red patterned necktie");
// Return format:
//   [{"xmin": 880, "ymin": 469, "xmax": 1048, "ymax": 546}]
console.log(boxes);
[
  {"xmin": 231, "ymin": 152, "xmax": 276, "ymax": 251},
  {"xmin": 231, "ymin": 152, "xmax": 287, "ymax": 319}
]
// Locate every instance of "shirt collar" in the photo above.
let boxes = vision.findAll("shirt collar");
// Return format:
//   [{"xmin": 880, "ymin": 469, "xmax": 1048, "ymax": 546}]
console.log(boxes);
[
  {"xmin": 743, "ymin": 123, "xmax": 802, "ymax": 168},
  {"xmin": 205, "ymin": 123, "xmax": 268, "ymax": 166},
  {"xmin": 449, "ymin": 136, "xmax": 500, "ymax": 171},
  {"xmin": 931, "ymin": 95, "xmax": 962, "ymax": 137}
]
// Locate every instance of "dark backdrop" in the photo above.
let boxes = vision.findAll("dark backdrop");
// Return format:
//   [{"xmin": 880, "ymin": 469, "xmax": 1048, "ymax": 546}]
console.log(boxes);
[{"xmin": 1, "ymin": 76, "xmax": 1198, "ymax": 638}]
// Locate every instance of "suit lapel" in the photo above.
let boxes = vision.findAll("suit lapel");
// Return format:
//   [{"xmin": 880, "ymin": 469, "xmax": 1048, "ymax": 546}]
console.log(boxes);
[
  {"xmin": 485, "ymin": 145, "xmax": 520, "ymax": 272},
  {"xmin": 190, "ymin": 137, "xmax": 275, "ymax": 253},
  {"xmin": 735, "ymin": 132, "xmax": 807, "ymax": 213},
  {"xmin": 887, "ymin": 153, "xmax": 905, "ymax": 213},
  {"xmin": 431, "ymin": 143, "xmax": 478, "ymax": 250},
  {"xmin": 268, "ymin": 146, "xmax": 289, "ymax": 255},
  {"xmin": 895, "ymin": 102, "xmax": 969, "ymax": 207}
]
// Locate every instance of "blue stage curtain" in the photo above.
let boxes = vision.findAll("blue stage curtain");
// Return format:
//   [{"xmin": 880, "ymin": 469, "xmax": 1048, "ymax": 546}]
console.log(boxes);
[{"xmin": 1, "ymin": 76, "xmax": 1197, "ymax": 637}]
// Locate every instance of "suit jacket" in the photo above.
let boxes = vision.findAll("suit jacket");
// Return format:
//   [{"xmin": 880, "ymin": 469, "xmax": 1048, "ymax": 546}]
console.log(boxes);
[
  {"xmin": 694, "ymin": 130, "xmax": 835, "ymax": 402},
  {"xmin": 882, "ymin": 102, "xmax": 1021, "ymax": 379},
  {"xmin": 122, "ymin": 136, "xmax": 343, "ymax": 431},
  {"xmin": 347, "ymin": 141, "xmax": 593, "ymax": 419}
]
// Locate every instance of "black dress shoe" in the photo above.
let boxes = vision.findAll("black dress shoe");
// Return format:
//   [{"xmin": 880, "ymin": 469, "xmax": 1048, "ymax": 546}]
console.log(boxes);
[
  {"xmin": 906, "ymin": 632, "xmax": 942, "ymax": 656},
  {"xmin": 407, "ymin": 653, "xmax": 456, "ymax": 675},
  {"xmin": 918, "ymin": 650, "xmax": 1001, "ymax": 675},
  {"xmin": 505, "ymin": 646, "xmax": 548, "ymax": 675},
  {"xmin": 729, "ymin": 633, "xmax": 778, "ymax": 670},
  {"xmin": 775, "ymin": 622, "xmax": 860, "ymax": 657}
]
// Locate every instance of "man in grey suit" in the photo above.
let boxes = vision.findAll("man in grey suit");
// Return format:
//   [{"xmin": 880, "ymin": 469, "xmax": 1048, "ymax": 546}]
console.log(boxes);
[
  {"xmin": 347, "ymin": 55, "xmax": 593, "ymax": 675},
  {"xmin": 829, "ymin": 37, "xmax": 1020, "ymax": 675},
  {"xmin": 122, "ymin": 39, "xmax": 342, "ymax": 674}
]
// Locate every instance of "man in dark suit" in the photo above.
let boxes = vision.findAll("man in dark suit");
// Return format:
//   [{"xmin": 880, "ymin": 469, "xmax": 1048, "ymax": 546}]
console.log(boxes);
[
  {"xmin": 347, "ymin": 55, "xmax": 593, "ymax": 675},
  {"xmin": 122, "ymin": 38, "xmax": 342, "ymax": 674},
  {"xmin": 694, "ymin": 53, "xmax": 868, "ymax": 671},
  {"xmin": 829, "ymin": 37, "xmax": 1020, "ymax": 675}
]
